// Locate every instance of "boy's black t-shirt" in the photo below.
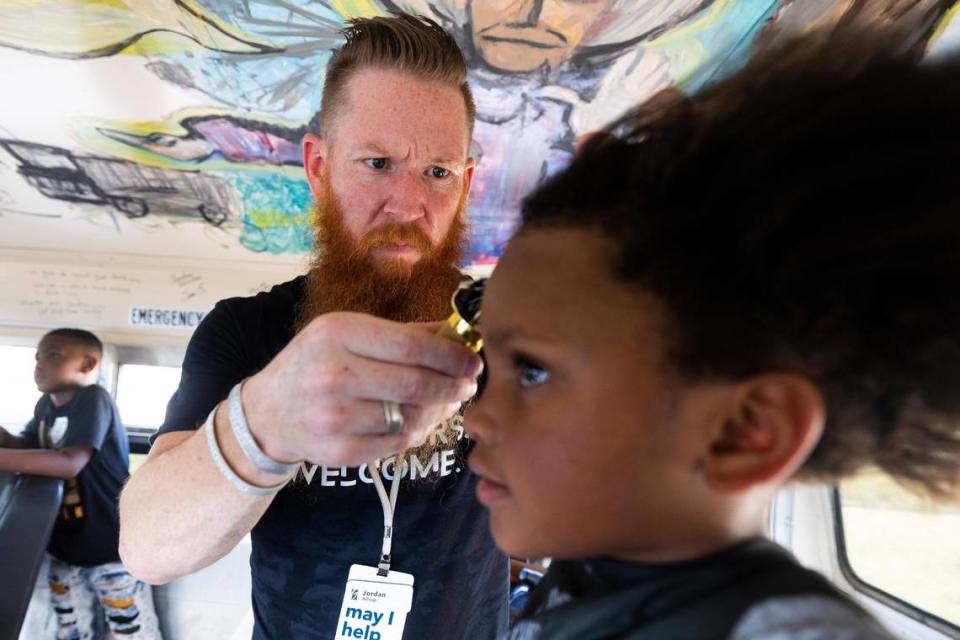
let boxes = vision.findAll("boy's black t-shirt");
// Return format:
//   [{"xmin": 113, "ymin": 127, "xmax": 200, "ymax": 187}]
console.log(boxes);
[
  {"xmin": 22, "ymin": 384, "xmax": 129, "ymax": 567},
  {"xmin": 156, "ymin": 277, "xmax": 509, "ymax": 640}
]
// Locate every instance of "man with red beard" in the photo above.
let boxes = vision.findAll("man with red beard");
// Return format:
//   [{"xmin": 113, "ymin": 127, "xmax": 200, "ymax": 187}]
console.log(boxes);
[{"xmin": 118, "ymin": 14, "xmax": 509, "ymax": 640}]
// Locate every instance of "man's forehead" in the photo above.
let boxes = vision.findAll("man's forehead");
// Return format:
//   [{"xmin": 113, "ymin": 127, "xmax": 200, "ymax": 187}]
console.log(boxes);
[{"xmin": 335, "ymin": 69, "xmax": 472, "ymax": 151}]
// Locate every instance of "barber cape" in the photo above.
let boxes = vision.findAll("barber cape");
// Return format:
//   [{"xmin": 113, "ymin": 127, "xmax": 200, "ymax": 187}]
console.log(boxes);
[{"xmin": 506, "ymin": 538, "xmax": 894, "ymax": 640}]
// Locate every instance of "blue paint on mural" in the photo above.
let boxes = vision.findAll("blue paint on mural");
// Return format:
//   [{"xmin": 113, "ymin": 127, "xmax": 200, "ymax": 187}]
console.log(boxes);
[{"xmin": 233, "ymin": 172, "xmax": 314, "ymax": 255}]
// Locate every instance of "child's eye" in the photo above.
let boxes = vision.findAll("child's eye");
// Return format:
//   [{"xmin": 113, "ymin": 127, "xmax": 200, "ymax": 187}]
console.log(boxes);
[
  {"xmin": 514, "ymin": 354, "xmax": 550, "ymax": 388},
  {"xmin": 364, "ymin": 158, "xmax": 388, "ymax": 170}
]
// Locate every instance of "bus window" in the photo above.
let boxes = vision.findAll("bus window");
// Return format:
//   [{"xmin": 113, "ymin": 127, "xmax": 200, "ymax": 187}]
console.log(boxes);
[
  {"xmin": 0, "ymin": 344, "xmax": 41, "ymax": 432},
  {"xmin": 837, "ymin": 471, "xmax": 960, "ymax": 633},
  {"xmin": 115, "ymin": 364, "xmax": 181, "ymax": 473}
]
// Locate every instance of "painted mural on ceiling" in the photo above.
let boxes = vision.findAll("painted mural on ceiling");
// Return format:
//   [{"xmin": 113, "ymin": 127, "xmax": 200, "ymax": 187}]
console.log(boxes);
[{"xmin": 0, "ymin": 0, "xmax": 955, "ymax": 266}]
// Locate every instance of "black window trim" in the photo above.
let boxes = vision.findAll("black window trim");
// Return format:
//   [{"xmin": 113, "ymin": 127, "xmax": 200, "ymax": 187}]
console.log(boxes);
[
  {"xmin": 126, "ymin": 427, "xmax": 155, "ymax": 455},
  {"xmin": 831, "ymin": 488, "xmax": 960, "ymax": 639}
]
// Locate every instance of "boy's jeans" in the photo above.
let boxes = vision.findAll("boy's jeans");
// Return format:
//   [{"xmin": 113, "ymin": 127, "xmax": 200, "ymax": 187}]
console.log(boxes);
[{"xmin": 47, "ymin": 556, "xmax": 162, "ymax": 640}]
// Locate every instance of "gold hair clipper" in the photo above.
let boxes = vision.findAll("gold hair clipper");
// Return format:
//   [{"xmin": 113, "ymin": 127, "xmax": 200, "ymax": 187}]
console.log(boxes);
[{"xmin": 436, "ymin": 278, "xmax": 485, "ymax": 352}]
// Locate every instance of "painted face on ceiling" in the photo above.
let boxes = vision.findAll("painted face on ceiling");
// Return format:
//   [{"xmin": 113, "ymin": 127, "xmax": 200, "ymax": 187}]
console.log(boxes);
[{"xmin": 469, "ymin": 0, "xmax": 612, "ymax": 73}]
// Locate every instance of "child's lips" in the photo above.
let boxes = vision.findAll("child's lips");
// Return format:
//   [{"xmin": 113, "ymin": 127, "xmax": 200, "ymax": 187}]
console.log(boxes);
[
  {"xmin": 476, "ymin": 477, "xmax": 512, "ymax": 506},
  {"xmin": 470, "ymin": 459, "xmax": 512, "ymax": 506}
]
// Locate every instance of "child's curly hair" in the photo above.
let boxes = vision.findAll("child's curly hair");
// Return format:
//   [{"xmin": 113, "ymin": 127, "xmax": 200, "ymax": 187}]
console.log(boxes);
[{"xmin": 521, "ymin": 26, "xmax": 960, "ymax": 497}]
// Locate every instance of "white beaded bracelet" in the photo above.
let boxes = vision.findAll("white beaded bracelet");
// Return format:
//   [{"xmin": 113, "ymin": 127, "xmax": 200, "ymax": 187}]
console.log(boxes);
[
  {"xmin": 227, "ymin": 382, "xmax": 299, "ymax": 477},
  {"xmin": 204, "ymin": 405, "xmax": 290, "ymax": 497}
]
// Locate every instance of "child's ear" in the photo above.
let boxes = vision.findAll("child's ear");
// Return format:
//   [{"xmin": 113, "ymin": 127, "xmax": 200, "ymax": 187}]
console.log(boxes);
[
  {"xmin": 79, "ymin": 354, "xmax": 99, "ymax": 375},
  {"xmin": 703, "ymin": 374, "xmax": 825, "ymax": 492}
]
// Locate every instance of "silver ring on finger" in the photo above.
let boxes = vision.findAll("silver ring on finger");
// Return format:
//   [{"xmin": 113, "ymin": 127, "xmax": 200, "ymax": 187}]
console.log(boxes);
[{"xmin": 382, "ymin": 400, "xmax": 404, "ymax": 436}]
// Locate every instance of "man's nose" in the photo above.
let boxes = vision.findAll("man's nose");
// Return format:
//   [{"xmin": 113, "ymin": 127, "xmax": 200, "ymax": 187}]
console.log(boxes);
[{"xmin": 382, "ymin": 172, "xmax": 427, "ymax": 223}]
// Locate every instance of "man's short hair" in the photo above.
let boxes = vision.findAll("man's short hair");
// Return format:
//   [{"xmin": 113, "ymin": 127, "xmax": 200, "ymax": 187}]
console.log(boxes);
[
  {"xmin": 43, "ymin": 328, "xmax": 103, "ymax": 357},
  {"xmin": 311, "ymin": 13, "xmax": 475, "ymax": 139},
  {"xmin": 520, "ymin": 27, "xmax": 960, "ymax": 496}
]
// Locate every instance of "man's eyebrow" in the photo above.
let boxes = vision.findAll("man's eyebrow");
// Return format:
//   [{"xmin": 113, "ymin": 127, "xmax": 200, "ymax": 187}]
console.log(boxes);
[
  {"xmin": 430, "ymin": 154, "xmax": 466, "ymax": 166},
  {"xmin": 355, "ymin": 143, "xmax": 392, "ymax": 157},
  {"xmin": 352, "ymin": 144, "xmax": 466, "ymax": 169}
]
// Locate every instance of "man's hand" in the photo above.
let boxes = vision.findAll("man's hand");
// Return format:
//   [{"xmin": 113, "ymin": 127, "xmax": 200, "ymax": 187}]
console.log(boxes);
[{"xmin": 242, "ymin": 312, "xmax": 482, "ymax": 467}]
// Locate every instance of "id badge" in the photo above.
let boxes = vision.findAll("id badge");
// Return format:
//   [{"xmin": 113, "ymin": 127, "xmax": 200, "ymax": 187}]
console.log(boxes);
[{"xmin": 334, "ymin": 564, "xmax": 414, "ymax": 640}]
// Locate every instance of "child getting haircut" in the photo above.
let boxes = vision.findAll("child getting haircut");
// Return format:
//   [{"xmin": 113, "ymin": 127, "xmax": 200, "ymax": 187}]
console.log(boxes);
[{"xmin": 467, "ymin": 27, "xmax": 960, "ymax": 640}]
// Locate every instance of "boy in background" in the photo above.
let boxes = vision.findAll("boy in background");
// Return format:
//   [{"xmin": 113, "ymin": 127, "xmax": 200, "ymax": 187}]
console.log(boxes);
[
  {"xmin": 467, "ymin": 28, "xmax": 960, "ymax": 640},
  {"xmin": 0, "ymin": 328, "xmax": 161, "ymax": 639}
]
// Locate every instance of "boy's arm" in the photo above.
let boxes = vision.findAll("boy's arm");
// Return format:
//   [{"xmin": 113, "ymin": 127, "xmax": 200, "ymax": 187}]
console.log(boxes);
[
  {"xmin": 0, "ymin": 426, "xmax": 34, "ymax": 449},
  {"xmin": 0, "ymin": 446, "xmax": 92, "ymax": 479}
]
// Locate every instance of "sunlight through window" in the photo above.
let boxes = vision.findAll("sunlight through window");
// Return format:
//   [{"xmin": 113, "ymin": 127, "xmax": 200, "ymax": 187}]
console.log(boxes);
[
  {"xmin": 116, "ymin": 364, "xmax": 181, "ymax": 430},
  {"xmin": 0, "ymin": 345, "xmax": 42, "ymax": 432}
]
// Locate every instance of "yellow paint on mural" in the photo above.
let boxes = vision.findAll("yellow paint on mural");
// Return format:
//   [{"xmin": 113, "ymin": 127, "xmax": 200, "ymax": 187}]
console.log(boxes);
[
  {"xmin": 87, "ymin": 107, "xmax": 304, "ymax": 135},
  {"xmin": 74, "ymin": 109, "xmax": 308, "ymax": 174},
  {"xmin": 929, "ymin": 0, "xmax": 960, "ymax": 50},
  {"xmin": 644, "ymin": 0, "xmax": 767, "ymax": 85},
  {"xmin": 0, "ymin": 0, "xmax": 274, "ymax": 58},
  {"xmin": 646, "ymin": 0, "xmax": 741, "ymax": 49},
  {"xmin": 330, "ymin": 0, "xmax": 384, "ymax": 20},
  {"xmin": 249, "ymin": 210, "xmax": 311, "ymax": 229},
  {"xmin": 121, "ymin": 29, "xmax": 240, "ymax": 57}
]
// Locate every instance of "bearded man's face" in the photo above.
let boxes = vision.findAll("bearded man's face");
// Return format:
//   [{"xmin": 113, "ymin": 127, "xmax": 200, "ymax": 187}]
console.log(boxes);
[
  {"xmin": 296, "ymin": 70, "xmax": 477, "ymax": 464},
  {"xmin": 298, "ymin": 173, "xmax": 468, "ymax": 326},
  {"xmin": 298, "ymin": 70, "xmax": 477, "ymax": 323},
  {"xmin": 301, "ymin": 69, "xmax": 475, "ymax": 272}
]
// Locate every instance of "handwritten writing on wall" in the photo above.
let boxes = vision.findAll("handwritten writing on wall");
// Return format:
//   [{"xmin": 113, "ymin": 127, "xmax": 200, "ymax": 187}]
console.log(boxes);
[
  {"xmin": 14, "ymin": 269, "xmax": 141, "ymax": 322},
  {"xmin": 0, "ymin": 256, "xmax": 293, "ymax": 332}
]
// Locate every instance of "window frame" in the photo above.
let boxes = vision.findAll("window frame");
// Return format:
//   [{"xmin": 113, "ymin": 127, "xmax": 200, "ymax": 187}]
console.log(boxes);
[
  {"xmin": 112, "ymin": 345, "xmax": 185, "ymax": 455},
  {"xmin": 831, "ymin": 488, "xmax": 960, "ymax": 638},
  {"xmin": 0, "ymin": 340, "xmax": 45, "ymax": 433}
]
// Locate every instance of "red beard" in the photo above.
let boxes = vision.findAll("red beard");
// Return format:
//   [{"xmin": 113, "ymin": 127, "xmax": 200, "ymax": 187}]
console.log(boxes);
[{"xmin": 297, "ymin": 176, "xmax": 468, "ymax": 330}]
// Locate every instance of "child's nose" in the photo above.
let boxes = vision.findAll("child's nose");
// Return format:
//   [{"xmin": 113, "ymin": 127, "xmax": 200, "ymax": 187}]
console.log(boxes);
[{"xmin": 464, "ymin": 398, "xmax": 498, "ymax": 447}]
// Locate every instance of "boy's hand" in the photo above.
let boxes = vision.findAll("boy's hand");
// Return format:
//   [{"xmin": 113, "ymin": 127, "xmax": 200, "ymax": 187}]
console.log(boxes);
[{"xmin": 0, "ymin": 427, "xmax": 32, "ymax": 450}]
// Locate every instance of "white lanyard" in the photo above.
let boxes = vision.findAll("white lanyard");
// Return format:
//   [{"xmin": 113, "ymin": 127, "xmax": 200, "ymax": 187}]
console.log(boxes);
[{"xmin": 368, "ymin": 458, "xmax": 402, "ymax": 576}]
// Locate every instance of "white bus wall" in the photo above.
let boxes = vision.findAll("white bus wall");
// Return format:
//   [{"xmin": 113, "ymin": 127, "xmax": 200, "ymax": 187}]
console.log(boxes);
[{"xmin": 0, "ymin": 246, "xmax": 305, "ymax": 349}]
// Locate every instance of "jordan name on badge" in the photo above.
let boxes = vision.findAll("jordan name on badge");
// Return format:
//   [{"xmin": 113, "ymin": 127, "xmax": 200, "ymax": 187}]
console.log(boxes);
[{"xmin": 335, "ymin": 564, "xmax": 414, "ymax": 640}]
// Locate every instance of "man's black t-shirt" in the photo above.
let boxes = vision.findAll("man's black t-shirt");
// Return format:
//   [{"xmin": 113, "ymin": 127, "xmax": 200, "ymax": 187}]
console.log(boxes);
[
  {"xmin": 23, "ymin": 384, "xmax": 129, "ymax": 566},
  {"xmin": 157, "ymin": 277, "xmax": 509, "ymax": 640}
]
